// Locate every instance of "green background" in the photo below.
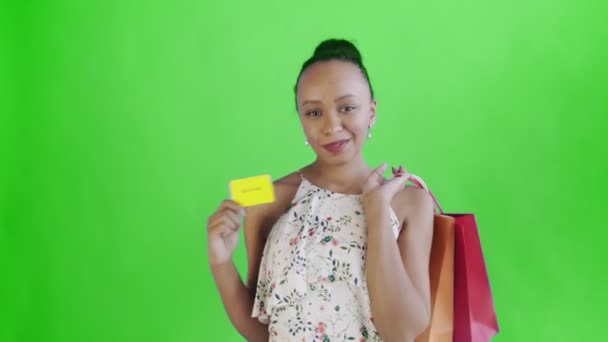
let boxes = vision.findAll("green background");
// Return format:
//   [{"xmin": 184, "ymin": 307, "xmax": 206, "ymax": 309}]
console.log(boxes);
[{"xmin": 2, "ymin": 0, "xmax": 607, "ymax": 341}]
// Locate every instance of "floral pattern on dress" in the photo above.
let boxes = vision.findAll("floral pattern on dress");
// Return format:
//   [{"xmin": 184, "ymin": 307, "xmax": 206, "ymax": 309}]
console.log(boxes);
[{"xmin": 252, "ymin": 175, "xmax": 401, "ymax": 341}]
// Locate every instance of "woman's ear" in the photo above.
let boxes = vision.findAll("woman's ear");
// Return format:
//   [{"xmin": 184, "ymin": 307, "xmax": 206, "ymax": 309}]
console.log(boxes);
[{"xmin": 369, "ymin": 99, "xmax": 377, "ymax": 128}]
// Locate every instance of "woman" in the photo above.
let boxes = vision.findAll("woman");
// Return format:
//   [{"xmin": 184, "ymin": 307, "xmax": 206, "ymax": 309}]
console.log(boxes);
[{"xmin": 207, "ymin": 39, "xmax": 434, "ymax": 342}]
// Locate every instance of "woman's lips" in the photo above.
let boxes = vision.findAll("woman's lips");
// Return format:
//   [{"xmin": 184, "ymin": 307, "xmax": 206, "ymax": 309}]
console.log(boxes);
[{"xmin": 322, "ymin": 139, "xmax": 350, "ymax": 153}]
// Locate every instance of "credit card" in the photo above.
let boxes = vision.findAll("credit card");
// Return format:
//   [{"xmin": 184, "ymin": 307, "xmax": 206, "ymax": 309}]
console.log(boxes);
[{"xmin": 229, "ymin": 174, "xmax": 275, "ymax": 207}]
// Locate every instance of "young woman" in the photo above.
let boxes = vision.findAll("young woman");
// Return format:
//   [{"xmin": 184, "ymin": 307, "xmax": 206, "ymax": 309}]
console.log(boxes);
[{"xmin": 207, "ymin": 39, "xmax": 434, "ymax": 342}]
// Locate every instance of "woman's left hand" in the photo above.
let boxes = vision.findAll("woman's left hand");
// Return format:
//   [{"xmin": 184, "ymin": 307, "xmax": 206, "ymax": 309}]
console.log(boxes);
[{"xmin": 361, "ymin": 163, "xmax": 410, "ymax": 208}]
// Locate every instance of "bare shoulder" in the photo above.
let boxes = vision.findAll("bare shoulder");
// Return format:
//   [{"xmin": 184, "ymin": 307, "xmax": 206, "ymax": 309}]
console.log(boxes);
[
  {"xmin": 274, "ymin": 172, "xmax": 302, "ymax": 193},
  {"xmin": 392, "ymin": 185, "xmax": 435, "ymax": 227},
  {"xmin": 270, "ymin": 172, "xmax": 302, "ymax": 212}
]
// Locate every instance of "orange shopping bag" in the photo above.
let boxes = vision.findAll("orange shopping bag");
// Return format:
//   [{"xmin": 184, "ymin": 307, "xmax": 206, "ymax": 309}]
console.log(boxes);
[
  {"xmin": 415, "ymin": 214, "xmax": 455, "ymax": 342},
  {"xmin": 411, "ymin": 175, "xmax": 499, "ymax": 342}
]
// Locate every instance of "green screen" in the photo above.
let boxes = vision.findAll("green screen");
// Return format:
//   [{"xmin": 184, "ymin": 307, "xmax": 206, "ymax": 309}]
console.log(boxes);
[{"xmin": 2, "ymin": 0, "xmax": 607, "ymax": 341}]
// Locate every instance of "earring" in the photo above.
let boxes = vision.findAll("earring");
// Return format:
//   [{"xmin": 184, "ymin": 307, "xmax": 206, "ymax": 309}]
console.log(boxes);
[
  {"xmin": 305, "ymin": 140, "xmax": 310, "ymax": 146},
  {"xmin": 367, "ymin": 128, "xmax": 373, "ymax": 138}
]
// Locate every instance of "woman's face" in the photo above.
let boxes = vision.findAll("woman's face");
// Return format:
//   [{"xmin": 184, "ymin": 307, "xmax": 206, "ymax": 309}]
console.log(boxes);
[{"xmin": 296, "ymin": 60, "xmax": 376, "ymax": 166}]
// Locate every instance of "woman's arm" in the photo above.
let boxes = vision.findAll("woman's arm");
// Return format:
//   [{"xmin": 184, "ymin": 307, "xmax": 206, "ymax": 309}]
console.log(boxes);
[
  {"xmin": 364, "ymin": 187, "xmax": 434, "ymax": 342},
  {"xmin": 210, "ymin": 260, "xmax": 269, "ymax": 342},
  {"xmin": 209, "ymin": 175, "xmax": 299, "ymax": 341},
  {"xmin": 209, "ymin": 202, "xmax": 271, "ymax": 342}
]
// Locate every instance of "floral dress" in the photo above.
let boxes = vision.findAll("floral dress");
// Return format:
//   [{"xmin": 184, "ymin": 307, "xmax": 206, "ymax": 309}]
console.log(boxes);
[{"xmin": 252, "ymin": 173, "xmax": 401, "ymax": 341}]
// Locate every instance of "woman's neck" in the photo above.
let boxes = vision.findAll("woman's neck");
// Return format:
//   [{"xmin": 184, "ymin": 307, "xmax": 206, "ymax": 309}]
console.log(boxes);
[{"xmin": 304, "ymin": 157, "xmax": 373, "ymax": 194}]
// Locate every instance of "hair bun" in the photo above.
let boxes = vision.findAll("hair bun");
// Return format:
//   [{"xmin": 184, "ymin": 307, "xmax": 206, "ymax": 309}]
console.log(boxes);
[{"xmin": 313, "ymin": 39, "xmax": 362, "ymax": 64}]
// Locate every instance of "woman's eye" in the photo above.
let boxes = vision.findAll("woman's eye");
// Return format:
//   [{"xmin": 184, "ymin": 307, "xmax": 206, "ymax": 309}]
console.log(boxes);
[
  {"xmin": 306, "ymin": 110, "xmax": 321, "ymax": 117},
  {"xmin": 342, "ymin": 105, "xmax": 356, "ymax": 112}
]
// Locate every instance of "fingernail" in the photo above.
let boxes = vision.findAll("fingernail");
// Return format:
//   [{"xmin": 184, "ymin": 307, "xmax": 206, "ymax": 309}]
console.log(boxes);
[{"xmin": 241, "ymin": 208, "xmax": 247, "ymax": 216}]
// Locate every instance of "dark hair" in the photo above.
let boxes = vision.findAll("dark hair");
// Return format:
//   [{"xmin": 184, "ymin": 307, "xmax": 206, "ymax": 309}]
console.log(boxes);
[{"xmin": 294, "ymin": 39, "xmax": 374, "ymax": 109}]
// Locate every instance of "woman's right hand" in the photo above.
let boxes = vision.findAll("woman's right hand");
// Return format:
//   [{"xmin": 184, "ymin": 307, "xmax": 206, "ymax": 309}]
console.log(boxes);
[{"xmin": 206, "ymin": 200, "xmax": 246, "ymax": 266}]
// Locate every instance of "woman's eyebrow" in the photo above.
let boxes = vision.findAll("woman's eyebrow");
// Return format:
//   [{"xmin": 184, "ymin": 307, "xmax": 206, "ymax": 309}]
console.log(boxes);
[
  {"xmin": 334, "ymin": 94, "xmax": 355, "ymax": 102},
  {"xmin": 301, "ymin": 94, "xmax": 355, "ymax": 107},
  {"xmin": 301, "ymin": 99, "xmax": 321, "ymax": 106}
]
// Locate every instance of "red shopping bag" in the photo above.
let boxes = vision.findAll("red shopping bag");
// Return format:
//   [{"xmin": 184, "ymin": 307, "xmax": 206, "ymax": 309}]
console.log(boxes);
[
  {"xmin": 451, "ymin": 214, "xmax": 499, "ymax": 342},
  {"xmin": 411, "ymin": 176, "xmax": 499, "ymax": 342}
]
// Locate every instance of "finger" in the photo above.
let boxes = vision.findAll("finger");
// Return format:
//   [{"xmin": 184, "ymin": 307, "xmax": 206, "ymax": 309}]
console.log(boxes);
[
  {"xmin": 206, "ymin": 210, "xmax": 227, "ymax": 228},
  {"xmin": 365, "ymin": 163, "xmax": 387, "ymax": 187},
  {"xmin": 219, "ymin": 199, "xmax": 247, "ymax": 216},
  {"xmin": 207, "ymin": 203, "xmax": 242, "ymax": 227},
  {"xmin": 206, "ymin": 212, "xmax": 218, "ymax": 226},
  {"xmin": 208, "ymin": 206, "xmax": 241, "ymax": 228},
  {"xmin": 224, "ymin": 210, "xmax": 242, "ymax": 230},
  {"xmin": 216, "ymin": 205, "xmax": 242, "ymax": 219},
  {"xmin": 209, "ymin": 211, "xmax": 241, "ymax": 231},
  {"xmin": 394, "ymin": 172, "xmax": 413, "ymax": 191},
  {"xmin": 207, "ymin": 214, "xmax": 226, "ymax": 231},
  {"xmin": 208, "ymin": 220, "xmax": 236, "ymax": 238},
  {"xmin": 372, "ymin": 162, "xmax": 388, "ymax": 178},
  {"xmin": 385, "ymin": 173, "xmax": 409, "ymax": 193},
  {"xmin": 208, "ymin": 214, "xmax": 240, "ymax": 234},
  {"xmin": 395, "ymin": 171, "xmax": 412, "ymax": 179}
]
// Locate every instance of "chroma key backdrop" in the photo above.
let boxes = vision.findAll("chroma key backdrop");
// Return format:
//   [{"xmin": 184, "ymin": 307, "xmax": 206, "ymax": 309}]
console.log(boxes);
[{"xmin": 2, "ymin": 0, "xmax": 606, "ymax": 341}]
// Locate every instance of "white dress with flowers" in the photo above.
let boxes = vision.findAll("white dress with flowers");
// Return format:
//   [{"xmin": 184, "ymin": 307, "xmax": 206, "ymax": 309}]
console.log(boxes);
[{"xmin": 252, "ymin": 173, "xmax": 401, "ymax": 342}]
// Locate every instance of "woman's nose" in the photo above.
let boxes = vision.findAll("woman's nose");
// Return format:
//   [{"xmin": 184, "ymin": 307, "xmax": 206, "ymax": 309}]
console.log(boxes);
[{"xmin": 322, "ymin": 112, "xmax": 343, "ymax": 135}]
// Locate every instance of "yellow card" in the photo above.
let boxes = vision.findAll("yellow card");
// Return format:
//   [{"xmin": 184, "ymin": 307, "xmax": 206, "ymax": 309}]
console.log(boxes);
[{"xmin": 229, "ymin": 174, "xmax": 275, "ymax": 207}]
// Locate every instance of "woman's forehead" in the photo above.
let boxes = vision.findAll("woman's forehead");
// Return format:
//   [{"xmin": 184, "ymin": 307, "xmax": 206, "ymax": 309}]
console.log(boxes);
[{"xmin": 298, "ymin": 61, "xmax": 369, "ymax": 99}]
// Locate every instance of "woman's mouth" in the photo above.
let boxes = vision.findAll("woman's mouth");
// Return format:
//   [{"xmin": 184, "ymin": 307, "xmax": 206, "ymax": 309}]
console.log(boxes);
[{"xmin": 322, "ymin": 139, "xmax": 350, "ymax": 153}]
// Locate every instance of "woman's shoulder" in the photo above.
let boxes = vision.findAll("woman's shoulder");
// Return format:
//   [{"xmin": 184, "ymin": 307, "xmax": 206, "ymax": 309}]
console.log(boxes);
[
  {"xmin": 246, "ymin": 171, "xmax": 303, "ymax": 225},
  {"xmin": 273, "ymin": 171, "xmax": 302, "ymax": 192},
  {"xmin": 392, "ymin": 184, "xmax": 435, "ymax": 226}
]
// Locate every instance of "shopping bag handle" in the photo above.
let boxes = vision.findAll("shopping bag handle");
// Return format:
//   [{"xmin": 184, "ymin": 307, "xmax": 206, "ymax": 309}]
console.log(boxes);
[{"xmin": 409, "ymin": 175, "xmax": 445, "ymax": 214}]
